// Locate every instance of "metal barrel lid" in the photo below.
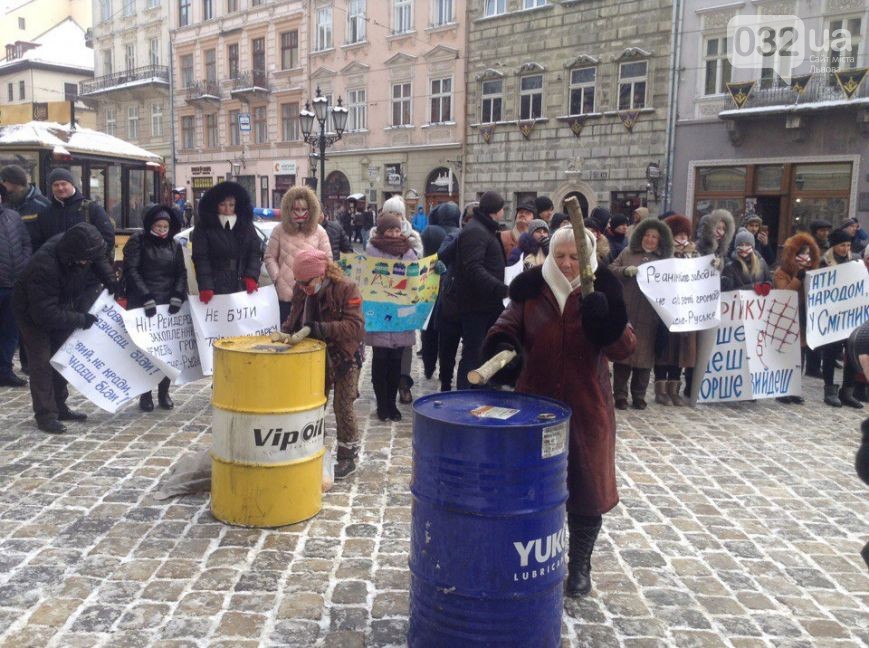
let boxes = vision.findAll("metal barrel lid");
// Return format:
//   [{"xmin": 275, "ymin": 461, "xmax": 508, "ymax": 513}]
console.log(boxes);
[
  {"xmin": 413, "ymin": 390, "xmax": 570, "ymax": 428},
  {"xmin": 213, "ymin": 335, "xmax": 325, "ymax": 355}
]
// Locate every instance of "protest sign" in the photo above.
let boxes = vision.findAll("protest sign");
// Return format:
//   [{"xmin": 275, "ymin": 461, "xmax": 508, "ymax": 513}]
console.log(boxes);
[
  {"xmin": 339, "ymin": 253, "xmax": 440, "ymax": 332},
  {"xmin": 504, "ymin": 259, "xmax": 524, "ymax": 307},
  {"xmin": 637, "ymin": 255, "xmax": 721, "ymax": 332},
  {"xmin": 50, "ymin": 291, "xmax": 164, "ymax": 413},
  {"xmin": 694, "ymin": 290, "xmax": 802, "ymax": 403},
  {"xmin": 189, "ymin": 288, "xmax": 281, "ymax": 375},
  {"xmin": 805, "ymin": 261, "xmax": 869, "ymax": 349},
  {"xmin": 121, "ymin": 303, "xmax": 203, "ymax": 385}
]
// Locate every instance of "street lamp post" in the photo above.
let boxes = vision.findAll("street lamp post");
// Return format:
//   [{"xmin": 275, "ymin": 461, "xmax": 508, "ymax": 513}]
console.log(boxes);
[{"xmin": 300, "ymin": 86, "xmax": 348, "ymax": 207}]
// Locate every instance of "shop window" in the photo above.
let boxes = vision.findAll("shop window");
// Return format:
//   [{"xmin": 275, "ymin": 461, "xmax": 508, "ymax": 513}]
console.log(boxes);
[
  {"xmin": 697, "ymin": 166, "xmax": 746, "ymax": 192},
  {"xmin": 793, "ymin": 163, "xmax": 851, "ymax": 192},
  {"xmin": 755, "ymin": 165, "xmax": 783, "ymax": 192},
  {"xmin": 693, "ymin": 198, "xmax": 744, "ymax": 219},
  {"xmin": 792, "ymin": 197, "xmax": 848, "ymax": 231}
]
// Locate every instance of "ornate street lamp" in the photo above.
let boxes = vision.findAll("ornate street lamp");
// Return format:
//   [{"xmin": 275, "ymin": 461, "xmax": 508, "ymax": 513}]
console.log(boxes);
[{"xmin": 299, "ymin": 86, "xmax": 348, "ymax": 206}]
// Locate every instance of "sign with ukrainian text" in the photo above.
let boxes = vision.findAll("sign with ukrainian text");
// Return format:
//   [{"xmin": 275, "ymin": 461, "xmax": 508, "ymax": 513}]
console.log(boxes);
[
  {"xmin": 339, "ymin": 252, "xmax": 440, "ymax": 333},
  {"xmin": 805, "ymin": 261, "xmax": 869, "ymax": 350},
  {"xmin": 121, "ymin": 303, "xmax": 203, "ymax": 385},
  {"xmin": 189, "ymin": 288, "xmax": 281, "ymax": 375},
  {"xmin": 50, "ymin": 291, "xmax": 164, "ymax": 413},
  {"xmin": 694, "ymin": 290, "xmax": 802, "ymax": 403},
  {"xmin": 636, "ymin": 255, "xmax": 722, "ymax": 332}
]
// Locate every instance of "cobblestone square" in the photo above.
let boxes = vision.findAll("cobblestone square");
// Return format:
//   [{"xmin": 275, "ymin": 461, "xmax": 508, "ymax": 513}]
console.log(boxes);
[{"xmin": 0, "ymin": 360, "xmax": 867, "ymax": 647}]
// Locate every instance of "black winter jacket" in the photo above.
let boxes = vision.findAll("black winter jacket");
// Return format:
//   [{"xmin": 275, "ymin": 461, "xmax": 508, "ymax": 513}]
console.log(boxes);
[
  {"xmin": 455, "ymin": 210, "xmax": 507, "ymax": 315},
  {"xmin": 324, "ymin": 219, "xmax": 353, "ymax": 260},
  {"xmin": 13, "ymin": 223, "xmax": 115, "ymax": 332},
  {"xmin": 0, "ymin": 206, "xmax": 32, "ymax": 288},
  {"xmin": 123, "ymin": 205, "xmax": 187, "ymax": 308},
  {"xmin": 190, "ymin": 181, "xmax": 262, "ymax": 294},
  {"xmin": 5, "ymin": 185, "xmax": 50, "ymax": 245},
  {"xmin": 33, "ymin": 190, "xmax": 115, "ymax": 260},
  {"xmin": 721, "ymin": 251, "xmax": 772, "ymax": 291}
]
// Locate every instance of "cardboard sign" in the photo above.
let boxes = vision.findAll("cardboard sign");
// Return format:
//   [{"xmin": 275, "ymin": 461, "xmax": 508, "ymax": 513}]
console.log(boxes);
[
  {"xmin": 694, "ymin": 290, "xmax": 802, "ymax": 403},
  {"xmin": 637, "ymin": 255, "xmax": 722, "ymax": 332},
  {"xmin": 189, "ymin": 288, "xmax": 281, "ymax": 375},
  {"xmin": 50, "ymin": 291, "xmax": 164, "ymax": 413},
  {"xmin": 805, "ymin": 261, "xmax": 869, "ymax": 349},
  {"xmin": 121, "ymin": 302, "xmax": 203, "ymax": 385},
  {"xmin": 339, "ymin": 253, "xmax": 440, "ymax": 332}
]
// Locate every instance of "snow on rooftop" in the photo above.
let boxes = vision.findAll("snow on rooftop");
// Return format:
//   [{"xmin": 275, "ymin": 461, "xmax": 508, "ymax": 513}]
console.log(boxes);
[
  {"xmin": 720, "ymin": 97, "xmax": 869, "ymax": 118},
  {"xmin": 0, "ymin": 121, "xmax": 163, "ymax": 163},
  {"xmin": 0, "ymin": 18, "xmax": 92, "ymax": 71}
]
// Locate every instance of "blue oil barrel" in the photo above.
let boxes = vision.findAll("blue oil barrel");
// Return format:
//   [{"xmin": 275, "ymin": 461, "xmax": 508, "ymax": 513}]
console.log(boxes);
[{"xmin": 408, "ymin": 390, "xmax": 571, "ymax": 648}]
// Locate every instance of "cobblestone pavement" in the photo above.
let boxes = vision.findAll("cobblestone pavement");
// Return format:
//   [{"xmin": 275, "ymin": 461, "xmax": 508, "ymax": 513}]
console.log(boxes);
[{"xmin": 0, "ymin": 355, "xmax": 867, "ymax": 647}]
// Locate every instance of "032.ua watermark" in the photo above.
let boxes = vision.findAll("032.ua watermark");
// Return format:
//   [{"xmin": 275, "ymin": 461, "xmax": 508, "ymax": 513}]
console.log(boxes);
[{"xmin": 727, "ymin": 15, "xmax": 855, "ymax": 81}]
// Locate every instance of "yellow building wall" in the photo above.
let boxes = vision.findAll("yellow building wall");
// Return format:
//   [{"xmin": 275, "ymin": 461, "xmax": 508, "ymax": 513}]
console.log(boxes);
[{"xmin": 0, "ymin": 102, "xmax": 96, "ymax": 129}]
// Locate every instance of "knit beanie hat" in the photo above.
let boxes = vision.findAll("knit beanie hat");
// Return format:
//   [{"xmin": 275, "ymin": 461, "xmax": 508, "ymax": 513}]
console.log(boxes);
[
  {"xmin": 528, "ymin": 219, "xmax": 549, "ymax": 236},
  {"xmin": 478, "ymin": 191, "xmax": 505, "ymax": 216},
  {"xmin": 376, "ymin": 213, "xmax": 402, "ymax": 234},
  {"xmin": 734, "ymin": 228, "xmax": 755, "ymax": 248},
  {"xmin": 293, "ymin": 249, "xmax": 329, "ymax": 282},
  {"xmin": 829, "ymin": 229, "xmax": 852, "ymax": 246},
  {"xmin": 611, "ymin": 214, "xmax": 629, "ymax": 229},
  {"xmin": 516, "ymin": 202, "xmax": 538, "ymax": 218},
  {"xmin": 534, "ymin": 195, "xmax": 554, "ymax": 214},
  {"xmin": 0, "ymin": 164, "xmax": 28, "ymax": 186},
  {"xmin": 633, "ymin": 206, "xmax": 650, "ymax": 220},
  {"xmin": 589, "ymin": 206, "xmax": 611, "ymax": 232},
  {"xmin": 549, "ymin": 212, "xmax": 569, "ymax": 230},
  {"xmin": 48, "ymin": 168, "xmax": 76, "ymax": 186}
]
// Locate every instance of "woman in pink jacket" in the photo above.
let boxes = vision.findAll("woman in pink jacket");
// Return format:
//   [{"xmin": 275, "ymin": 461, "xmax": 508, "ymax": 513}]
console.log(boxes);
[{"xmin": 265, "ymin": 186, "xmax": 333, "ymax": 321}]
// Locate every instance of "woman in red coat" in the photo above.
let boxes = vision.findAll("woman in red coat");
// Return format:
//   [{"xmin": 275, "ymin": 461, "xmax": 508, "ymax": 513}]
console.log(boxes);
[{"xmin": 482, "ymin": 225, "xmax": 636, "ymax": 598}]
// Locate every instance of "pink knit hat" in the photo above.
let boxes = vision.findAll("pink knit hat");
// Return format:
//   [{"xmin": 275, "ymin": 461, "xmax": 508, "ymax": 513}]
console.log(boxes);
[{"xmin": 293, "ymin": 249, "xmax": 329, "ymax": 282}]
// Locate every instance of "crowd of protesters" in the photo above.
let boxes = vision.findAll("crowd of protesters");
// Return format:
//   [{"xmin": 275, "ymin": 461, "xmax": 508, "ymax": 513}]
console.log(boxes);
[{"xmin": 1, "ymin": 165, "xmax": 867, "ymax": 598}]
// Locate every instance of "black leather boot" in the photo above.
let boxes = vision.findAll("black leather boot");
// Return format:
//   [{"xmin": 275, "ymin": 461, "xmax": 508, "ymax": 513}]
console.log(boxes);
[
  {"xmin": 839, "ymin": 386, "xmax": 864, "ymax": 409},
  {"xmin": 566, "ymin": 515, "xmax": 602, "ymax": 598},
  {"xmin": 824, "ymin": 384, "xmax": 842, "ymax": 407},
  {"xmin": 158, "ymin": 379, "xmax": 173, "ymax": 410},
  {"xmin": 139, "ymin": 392, "xmax": 154, "ymax": 412}
]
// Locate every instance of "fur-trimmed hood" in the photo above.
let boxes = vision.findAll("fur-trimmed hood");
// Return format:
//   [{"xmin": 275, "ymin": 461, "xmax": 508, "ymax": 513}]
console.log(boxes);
[
  {"xmin": 197, "ymin": 181, "xmax": 254, "ymax": 229},
  {"xmin": 279, "ymin": 185, "xmax": 322, "ymax": 236},
  {"xmin": 696, "ymin": 209, "xmax": 735, "ymax": 257},
  {"xmin": 142, "ymin": 204, "xmax": 182, "ymax": 238},
  {"xmin": 779, "ymin": 231, "xmax": 820, "ymax": 275},
  {"xmin": 627, "ymin": 218, "xmax": 674, "ymax": 258}
]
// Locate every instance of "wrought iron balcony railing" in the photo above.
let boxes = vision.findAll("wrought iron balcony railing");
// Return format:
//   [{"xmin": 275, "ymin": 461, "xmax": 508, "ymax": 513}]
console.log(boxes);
[
  {"xmin": 185, "ymin": 80, "xmax": 221, "ymax": 100},
  {"xmin": 231, "ymin": 69, "xmax": 269, "ymax": 91},
  {"xmin": 79, "ymin": 64, "xmax": 169, "ymax": 95},
  {"xmin": 732, "ymin": 72, "xmax": 869, "ymax": 110}
]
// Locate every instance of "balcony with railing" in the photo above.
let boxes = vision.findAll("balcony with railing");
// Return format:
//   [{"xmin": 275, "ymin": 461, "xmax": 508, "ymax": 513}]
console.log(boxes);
[
  {"xmin": 720, "ymin": 72, "xmax": 869, "ymax": 118},
  {"xmin": 79, "ymin": 64, "xmax": 169, "ymax": 96},
  {"xmin": 185, "ymin": 80, "xmax": 221, "ymax": 107},
  {"xmin": 229, "ymin": 70, "xmax": 270, "ymax": 100}
]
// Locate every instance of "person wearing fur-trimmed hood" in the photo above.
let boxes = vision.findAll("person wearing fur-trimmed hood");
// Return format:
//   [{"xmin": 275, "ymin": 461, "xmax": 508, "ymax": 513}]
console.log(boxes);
[
  {"xmin": 609, "ymin": 218, "xmax": 674, "ymax": 410},
  {"xmin": 772, "ymin": 231, "xmax": 820, "ymax": 405},
  {"xmin": 190, "ymin": 181, "xmax": 262, "ymax": 302},
  {"xmin": 266, "ymin": 186, "xmax": 332, "ymax": 322},
  {"xmin": 695, "ymin": 209, "xmax": 736, "ymax": 269},
  {"xmin": 481, "ymin": 225, "xmax": 636, "ymax": 598}
]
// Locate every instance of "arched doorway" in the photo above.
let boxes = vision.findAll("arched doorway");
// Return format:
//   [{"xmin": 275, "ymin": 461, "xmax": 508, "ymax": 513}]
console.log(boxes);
[
  {"xmin": 561, "ymin": 191, "xmax": 589, "ymax": 219},
  {"xmin": 323, "ymin": 170, "xmax": 351, "ymax": 220},
  {"xmin": 424, "ymin": 167, "xmax": 459, "ymax": 213}
]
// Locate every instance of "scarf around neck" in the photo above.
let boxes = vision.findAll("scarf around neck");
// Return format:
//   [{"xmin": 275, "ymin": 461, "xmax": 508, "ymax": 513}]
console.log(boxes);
[
  {"xmin": 370, "ymin": 234, "xmax": 411, "ymax": 257},
  {"xmin": 541, "ymin": 227, "xmax": 598, "ymax": 314}
]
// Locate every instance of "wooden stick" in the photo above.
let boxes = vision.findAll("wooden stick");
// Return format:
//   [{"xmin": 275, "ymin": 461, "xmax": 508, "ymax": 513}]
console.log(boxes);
[
  {"xmin": 563, "ymin": 196, "xmax": 595, "ymax": 297},
  {"xmin": 467, "ymin": 350, "xmax": 518, "ymax": 386}
]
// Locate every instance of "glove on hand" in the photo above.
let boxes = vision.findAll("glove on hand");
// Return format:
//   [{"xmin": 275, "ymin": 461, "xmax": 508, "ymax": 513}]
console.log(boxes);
[
  {"xmin": 796, "ymin": 269, "xmax": 806, "ymax": 281},
  {"xmin": 623, "ymin": 266, "xmax": 639, "ymax": 278},
  {"xmin": 753, "ymin": 282, "xmax": 771, "ymax": 297},
  {"xmin": 711, "ymin": 257, "xmax": 724, "ymax": 271},
  {"xmin": 105, "ymin": 281, "xmax": 119, "ymax": 296},
  {"xmin": 82, "ymin": 313, "xmax": 98, "ymax": 329},
  {"xmin": 582, "ymin": 292, "xmax": 609, "ymax": 321},
  {"xmin": 168, "ymin": 296, "xmax": 183, "ymax": 315},
  {"xmin": 143, "ymin": 299, "xmax": 157, "ymax": 318},
  {"xmin": 304, "ymin": 321, "xmax": 324, "ymax": 340},
  {"xmin": 199, "ymin": 290, "xmax": 214, "ymax": 304},
  {"xmin": 243, "ymin": 277, "xmax": 258, "ymax": 294},
  {"xmin": 434, "ymin": 260, "xmax": 447, "ymax": 275}
]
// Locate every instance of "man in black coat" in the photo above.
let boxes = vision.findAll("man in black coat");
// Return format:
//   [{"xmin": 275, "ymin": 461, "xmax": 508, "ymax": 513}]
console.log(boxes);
[
  {"xmin": 191, "ymin": 181, "xmax": 263, "ymax": 302},
  {"xmin": 322, "ymin": 212, "xmax": 353, "ymax": 260},
  {"xmin": 0, "ymin": 188, "xmax": 31, "ymax": 387},
  {"xmin": 13, "ymin": 223, "xmax": 117, "ymax": 434},
  {"xmin": 454, "ymin": 191, "xmax": 508, "ymax": 389},
  {"xmin": 1, "ymin": 164, "xmax": 51, "ymax": 245}
]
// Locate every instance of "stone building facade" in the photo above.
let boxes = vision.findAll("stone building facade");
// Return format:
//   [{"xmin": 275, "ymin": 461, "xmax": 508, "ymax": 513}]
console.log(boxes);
[
  {"xmin": 670, "ymin": 0, "xmax": 868, "ymax": 247},
  {"xmin": 464, "ymin": 0, "xmax": 673, "ymax": 221},
  {"xmin": 81, "ymin": 0, "xmax": 173, "ymax": 185}
]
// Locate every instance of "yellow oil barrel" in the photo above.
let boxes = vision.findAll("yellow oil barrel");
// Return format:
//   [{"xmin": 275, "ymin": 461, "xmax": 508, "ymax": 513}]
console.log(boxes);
[{"xmin": 210, "ymin": 335, "xmax": 328, "ymax": 527}]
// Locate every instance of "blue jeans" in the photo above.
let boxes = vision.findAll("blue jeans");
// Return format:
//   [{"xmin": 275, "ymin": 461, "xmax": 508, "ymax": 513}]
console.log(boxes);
[{"xmin": 0, "ymin": 287, "xmax": 19, "ymax": 377}]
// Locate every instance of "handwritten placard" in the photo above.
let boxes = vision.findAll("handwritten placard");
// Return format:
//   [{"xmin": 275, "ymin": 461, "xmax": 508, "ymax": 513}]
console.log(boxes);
[
  {"xmin": 50, "ymin": 291, "xmax": 164, "ymax": 412},
  {"xmin": 637, "ymin": 255, "xmax": 721, "ymax": 332},
  {"xmin": 121, "ymin": 302, "xmax": 203, "ymax": 385},
  {"xmin": 189, "ymin": 288, "xmax": 281, "ymax": 375},
  {"xmin": 805, "ymin": 261, "xmax": 869, "ymax": 349}
]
